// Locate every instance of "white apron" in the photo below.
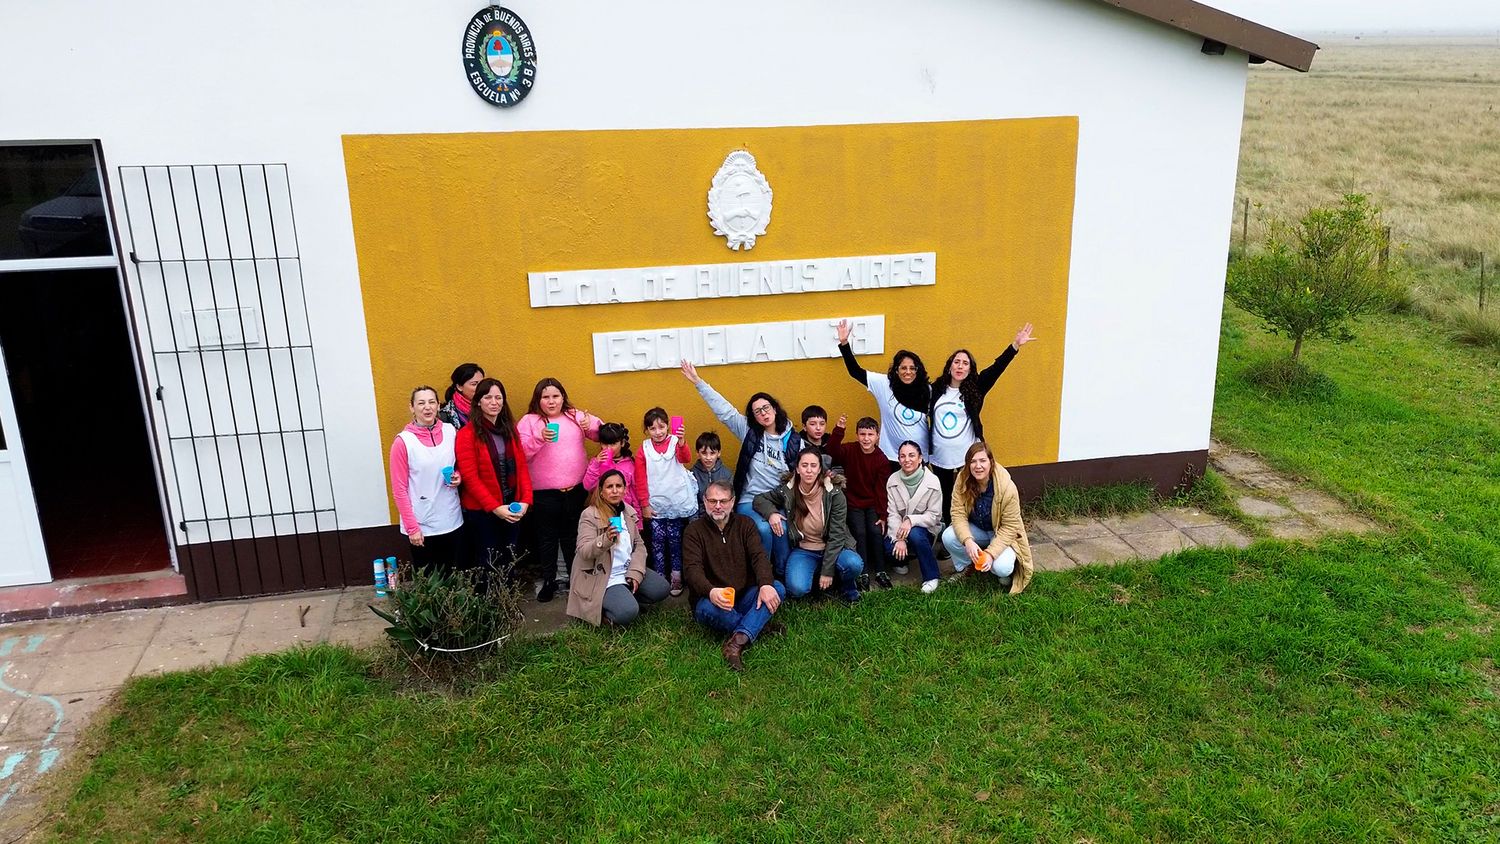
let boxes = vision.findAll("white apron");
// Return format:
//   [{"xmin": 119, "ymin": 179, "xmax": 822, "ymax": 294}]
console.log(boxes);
[
  {"xmin": 398, "ymin": 424, "xmax": 463, "ymax": 536},
  {"xmin": 644, "ymin": 436, "xmax": 698, "ymax": 520}
]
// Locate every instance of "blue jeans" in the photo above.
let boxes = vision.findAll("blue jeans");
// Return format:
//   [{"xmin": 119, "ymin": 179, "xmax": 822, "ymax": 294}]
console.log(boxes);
[
  {"xmin": 784, "ymin": 547, "xmax": 863, "ymax": 599},
  {"xmin": 694, "ymin": 581, "xmax": 787, "ymax": 642},
  {"xmin": 735, "ymin": 501, "xmax": 790, "ymax": 576},
  {"xmin": 887, "ymin": 526, "xmax": 940, "ymax": 582}
]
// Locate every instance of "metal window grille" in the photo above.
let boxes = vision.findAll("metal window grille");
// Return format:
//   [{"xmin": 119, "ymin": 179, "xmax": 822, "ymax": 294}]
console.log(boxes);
[{"xmin": 117, "ymin": 164, "xmax": 341, "ymax": 598}]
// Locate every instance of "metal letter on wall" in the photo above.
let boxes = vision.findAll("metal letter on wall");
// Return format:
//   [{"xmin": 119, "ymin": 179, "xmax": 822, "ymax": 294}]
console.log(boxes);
[{"xmin": 117, "ymin": 164, "xmax": 342, "ymax": 600}]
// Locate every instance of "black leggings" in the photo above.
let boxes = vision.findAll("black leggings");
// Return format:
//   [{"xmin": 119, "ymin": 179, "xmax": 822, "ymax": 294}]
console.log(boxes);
[
  {"xmin": 408, "ymin": 527, "xmax": 466, "ymax": 572},
  {"xmin": 531, "ymin": 485, "xmax": 587, "ymax": 585},
  {"xmin": 847, "ymin": 506, "xmax": 887, "ymax": 574},
  {"xmin": 932, "ymin": 465, "xmax": 959, "ymax": 525}
]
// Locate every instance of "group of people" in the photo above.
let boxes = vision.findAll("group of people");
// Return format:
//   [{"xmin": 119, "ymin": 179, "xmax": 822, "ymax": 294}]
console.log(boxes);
[{"xmin": 388, "ymin": 320, "xmax": 1038, "ymax": 670}]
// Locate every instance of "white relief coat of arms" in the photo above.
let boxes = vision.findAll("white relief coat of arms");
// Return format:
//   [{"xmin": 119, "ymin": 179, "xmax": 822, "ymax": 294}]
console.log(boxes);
[{"xmin": 707, "ymin": 150, "xmax": 773, "ymax": 251}]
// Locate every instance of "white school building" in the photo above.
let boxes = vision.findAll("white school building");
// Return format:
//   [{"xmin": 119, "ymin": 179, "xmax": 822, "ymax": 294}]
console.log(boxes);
[{"xmin": 0, "ymin": 1, "xmax": 1314, "ymax": 606}]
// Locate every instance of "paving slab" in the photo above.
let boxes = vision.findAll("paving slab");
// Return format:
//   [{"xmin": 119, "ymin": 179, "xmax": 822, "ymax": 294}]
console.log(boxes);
[
  {"xmin": 137, "ymin": 634, "xmax": 235, "ymax": 675},
  {"xmin": 2, "ymin": 689, "xmax": 113, "ymax": 739},
  {"xmin": 1286, "ymin": 489, "xmax": 1345, "ymax": 516},
  {"xmin": 37, "ymin": 645, "xmax": 146, "ymax": 694},
  {"xmin": 154, "ymin": 602, "xmax": 248, "ymax": 644},
  {"xmin": 1030, "ymin": 542, "xmax": 1077, "ymax": 573},
  {"xmin": 239, "ymin": 593, "xmax": 337, "ymax": 642},
  {"xmin": 1238, "ymin": 472, "xmax": 1297, "ymax": 494},
  {"xmin": 1059, "ymin": 534, "xmax": 1138, "ymax": 566},
  {"xmin": 1212, "ymin": 451, "xmax": 1272, "ymax": 478},
  {"xmin": 1182, "ymin": 524, "xmax": 1254, "ymax": 550},
  {"xmin": 1312, "ymin": 512, "xmax": 1380, "ymax": 534},
  {"xmin": 327, "ymin": 618, "xmax": 389, "ymax": 649},
  {"xmin": 58, "ymin": 610, "xmax": 162, "ymax": 654},
  {"xmin": 1237, "ymin": 496, "xmax": 1294, "ymax": 520},
  {"xmin": 229, "ymin": 625, "xmax": 323, "ymax": 662},
  {"xmin": 1099, "ymin": 511, "xmax": 1176, "ymax": 536},
  {"xmin": 1033, "ymin": 517, "xmax": 1112, "ymax": 543},
  {"xmin": 334, "ymin": 587, "xmax": 379, "ymax": 624},
  {"xmin": 1122, "ymin": 530, "xmax": 1197, "ymax": 558},
  {"xmin": 0, "ymin": 618, "xmax": 81, "ymax": 656},
  {"xmin": 1158, "ymin": 507, "xmax": 1224, "ymax": 529},
  {"xmin": 1267, "ymin": 518, "xmax": 1321, "ymax": 541}
]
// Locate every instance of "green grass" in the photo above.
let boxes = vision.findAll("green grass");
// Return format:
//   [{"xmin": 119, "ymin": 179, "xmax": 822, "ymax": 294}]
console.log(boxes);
[
  {"xmin": 44, "ymin": 306, "xmax": 1500, "ymax": 843},
  {"xmin": 1029, "ymin": 480, "xmax": 1156, "ymax": 521}
]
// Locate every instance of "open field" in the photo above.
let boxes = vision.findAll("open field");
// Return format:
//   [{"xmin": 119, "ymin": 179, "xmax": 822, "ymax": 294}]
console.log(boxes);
[
  {"xmin": 37, "ymin": 307, "xmax": 1500, "ymax": 842},
  {"xmin": 1238, "ymin": 37, "xmax": 1500, "ymax": 275}
]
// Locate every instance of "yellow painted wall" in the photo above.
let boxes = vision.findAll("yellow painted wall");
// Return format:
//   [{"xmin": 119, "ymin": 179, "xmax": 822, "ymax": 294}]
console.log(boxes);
[{"xmin": 344, "ymin": 118, "xmax": 1077, "ymax": 516}]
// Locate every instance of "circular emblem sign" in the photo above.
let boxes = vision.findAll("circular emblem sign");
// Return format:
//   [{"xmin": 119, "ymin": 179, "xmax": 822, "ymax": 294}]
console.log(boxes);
[{"xmin": 461, "ymin": 6, "xmax": 537, "ymax": 108}]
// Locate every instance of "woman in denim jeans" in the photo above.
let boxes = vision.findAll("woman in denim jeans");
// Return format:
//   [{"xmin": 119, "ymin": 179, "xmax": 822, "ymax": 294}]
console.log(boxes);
[
  {"xmin": 680, "ymin": 360, "xmax": 803, "ymax": 568},
  {"xmin": 940, "ymin": 442, "xmax": 1034, "ymax": 594},
  {"xmin": 753, "ymin": 449, "xmax": 863, "ymax": 601}
]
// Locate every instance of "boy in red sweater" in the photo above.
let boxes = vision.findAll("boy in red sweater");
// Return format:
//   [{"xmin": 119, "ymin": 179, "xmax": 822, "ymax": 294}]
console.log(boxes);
[{"xmin": 828, "ymin": 416, "xmax": 893, "ymax": 589}]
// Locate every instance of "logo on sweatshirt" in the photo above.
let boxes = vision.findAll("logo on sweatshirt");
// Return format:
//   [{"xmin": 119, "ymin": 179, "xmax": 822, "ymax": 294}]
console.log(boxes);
[{"xmin": 461, "ymin": 7, "xmax": 537, "ymax": 108}]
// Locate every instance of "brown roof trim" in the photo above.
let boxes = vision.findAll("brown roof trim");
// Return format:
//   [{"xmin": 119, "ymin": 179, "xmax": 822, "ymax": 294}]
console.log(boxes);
[{"xmin": 1096, "ymin": 0, "xmax": 1318, "ymax": 71}]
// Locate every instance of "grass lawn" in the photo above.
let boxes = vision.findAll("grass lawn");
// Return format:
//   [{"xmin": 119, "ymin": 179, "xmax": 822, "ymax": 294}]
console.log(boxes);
[{"xmin": 46, "ymin": 308, "xmax": 1500, "ymax": 842}]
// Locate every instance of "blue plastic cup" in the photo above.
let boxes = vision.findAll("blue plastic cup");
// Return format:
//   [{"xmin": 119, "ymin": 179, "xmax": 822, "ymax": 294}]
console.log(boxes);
[
  {"xmin": 509, "ymin": 502, "xmax": 523, "ymax": 514},
  {"xmin": 441, "ymin": 466, "xmax": 455, "ymax": 484}
]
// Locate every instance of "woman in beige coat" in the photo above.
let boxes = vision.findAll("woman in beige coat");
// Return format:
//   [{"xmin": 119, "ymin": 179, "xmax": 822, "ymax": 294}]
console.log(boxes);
[
  {"xmin": 885, "ymin": 440, "xmax": 946, "ymax": 593},
  {"xmin": 939, "ymin": 442, "xmax": 1033, "ymax": 594},
  {"xmin": 567, "ymin": 470, "xmax": 670, "ymax": 627}
]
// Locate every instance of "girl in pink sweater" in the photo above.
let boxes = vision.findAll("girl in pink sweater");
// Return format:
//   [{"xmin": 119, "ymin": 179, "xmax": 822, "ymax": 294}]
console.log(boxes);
[
  {"xmin": 518, "ymin": 377, "xmax": 600, "ymax": 602},
  {"xmin": 583, "ymin": 423, "xmax": 642, "ymax": 529}
]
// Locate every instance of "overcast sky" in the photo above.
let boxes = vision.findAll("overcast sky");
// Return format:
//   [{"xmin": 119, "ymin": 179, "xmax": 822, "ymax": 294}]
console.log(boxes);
[{"xmin": 1210, "ymin": 0, "xmax": 1500, "ymax": 35}]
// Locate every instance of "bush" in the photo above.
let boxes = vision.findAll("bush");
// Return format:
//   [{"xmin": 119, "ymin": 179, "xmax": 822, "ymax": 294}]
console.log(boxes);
[
  {"xmin": 1445, "ymin": 301, "xmax": 1500, "ymax": 350},
  {"xmin": 1243, "ymin": 355, "xmax": 1338, "ymax": 400},
  {"xmin": 1227, "ymin": 194, "xmax": 1404, "ymax": 361},
  {"xmin": 370, "ymin": 554, "xmax": 526, "ymax": 661}
]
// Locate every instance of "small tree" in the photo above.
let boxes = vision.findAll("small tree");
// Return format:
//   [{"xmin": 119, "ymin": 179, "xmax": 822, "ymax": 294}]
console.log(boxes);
[{"xmin": 1227, "ymin": 194, "xmax": 1398, "ymax": 361}]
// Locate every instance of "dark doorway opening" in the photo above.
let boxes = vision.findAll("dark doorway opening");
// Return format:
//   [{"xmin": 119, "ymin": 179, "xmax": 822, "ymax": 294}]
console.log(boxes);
[{"xmin": 0, "ymin": 268, "xmax": 171, "ymax": 579}]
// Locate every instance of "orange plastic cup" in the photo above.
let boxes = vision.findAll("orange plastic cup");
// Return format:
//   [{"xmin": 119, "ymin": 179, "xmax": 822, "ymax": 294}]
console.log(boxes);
[
  {"xmin": 975, "ymin": 551, "xmax": 993, "ymax": 573},
  {"xmin": 723, "ymin": 586, "xmax": 736, "ymax": 605}
]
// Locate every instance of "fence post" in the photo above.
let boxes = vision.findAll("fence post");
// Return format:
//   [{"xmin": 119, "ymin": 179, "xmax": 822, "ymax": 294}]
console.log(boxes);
[
  {"xmin": 1379, "ymin": 225, "xmax": 1391, "ymax": 271},
  {"xmin": 1241, "ymin": 196, "xmax": 1250, "ymax": 251},
  {"xmin": 1481, "ymin": 251, "xmax": 1487, "ymax": 312}
]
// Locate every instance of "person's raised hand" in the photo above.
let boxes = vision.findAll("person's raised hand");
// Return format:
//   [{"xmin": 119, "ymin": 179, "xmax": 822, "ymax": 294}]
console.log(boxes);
[
  {"xmin": 837, "ymin": 413, "xmax": 847, "ymax": 428},
  {"xmin": 836, "ymin": 319, "xmax": 853, "ymax": 345},
  {"xmin": 680, "ymin": 359, "xmax": 701, "ymax": 384},
  {"xmin": 1013, "ymin": 322, "xmax": 1037, "ymax": 349},
  {"xmin": 756, "ymin": 584, "xmax": 781, "ymax": 612}
]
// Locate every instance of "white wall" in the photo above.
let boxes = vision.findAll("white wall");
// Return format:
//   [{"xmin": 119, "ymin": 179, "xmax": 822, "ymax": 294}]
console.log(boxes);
[{"xmin": 0, "ymin": 0, "xmax": 1246, "ymax": 535}]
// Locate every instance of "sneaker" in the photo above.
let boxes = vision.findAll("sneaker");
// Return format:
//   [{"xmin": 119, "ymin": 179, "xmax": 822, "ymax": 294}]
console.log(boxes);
[
  {"xmin": 555, "ymin": 576, "xmax": 570, "ymax": 595},
  {"xmin": 936, "ymin": 545, "xmax": 951, "ymax": 561},
  {"xmin": 669, "ymin": 572, "xmax": 683, "ymax": 597},
  {"xmin": 536, "ymin": 579, "xmax": 558, "ymax": 603},
  {"xmin": 997, "ymin": 575, "xmax": 1013, "ymax": 590},
  {"xmin": 945, "ymin": 567, "xmax": 968, "ymax": 583},
  {"xmin": 874, "ymin": 572, "xmax": 893, "ymax": 590},
  {"xmin": 921, "ymin": 578, "xmax": 940, "ymax": 594},
  {"xmin": 839, "ymin": 589, "xmax": 862, "ymax": 605},
  {"xmin": 857, "ymin": 573, "xmax": 871, "ymax": 592},
  {"xmin": 892, "ymin": 564, "xmax": 909, "ymax": 576}
]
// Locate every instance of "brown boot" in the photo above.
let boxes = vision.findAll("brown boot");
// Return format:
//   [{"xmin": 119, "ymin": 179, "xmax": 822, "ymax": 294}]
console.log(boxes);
[{"xmin": 722, "ymin": 631, "xmax": 751, "ymax": 672}]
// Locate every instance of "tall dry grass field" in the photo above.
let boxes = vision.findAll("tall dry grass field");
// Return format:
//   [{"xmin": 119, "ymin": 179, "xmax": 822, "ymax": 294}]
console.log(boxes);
[{"xmin": 1238, "ymin": 37, "xmax": 1500, "ymax": 268}]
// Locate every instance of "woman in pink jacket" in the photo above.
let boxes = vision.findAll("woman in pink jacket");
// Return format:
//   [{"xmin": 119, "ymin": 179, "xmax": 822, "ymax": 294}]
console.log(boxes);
[{"xmin": 518, "ymin": 377, "xmax": 600, "ymax": 602}]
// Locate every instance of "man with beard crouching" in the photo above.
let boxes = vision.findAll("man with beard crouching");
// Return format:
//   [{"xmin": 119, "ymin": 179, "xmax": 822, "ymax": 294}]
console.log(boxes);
[{"xmin": 681, "ymin": 481, "xmax": 786, "ymax": 671}]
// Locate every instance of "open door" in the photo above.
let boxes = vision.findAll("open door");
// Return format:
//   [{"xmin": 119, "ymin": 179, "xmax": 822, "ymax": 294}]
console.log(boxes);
[{"xmin": 0, "ymin": 341, "xmax": 50, "ymax": 586}]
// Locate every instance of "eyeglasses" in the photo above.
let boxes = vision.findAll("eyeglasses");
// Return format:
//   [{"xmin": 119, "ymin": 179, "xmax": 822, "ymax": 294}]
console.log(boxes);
[
  {"xmin": 705, "ymin": 497, "xmax": 733, "ymax": 506},
  {"xmin": 751, "ymin": 405, "xmax": 774, "ymax": 416}
]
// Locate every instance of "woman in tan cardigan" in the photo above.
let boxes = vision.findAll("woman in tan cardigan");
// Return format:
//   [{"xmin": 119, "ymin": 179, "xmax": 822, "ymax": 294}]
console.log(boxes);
[
  {"xmin": 567, "ymin": 470, "xmax": 670, "ymax": 627},
  {"xmin": 939, "ymin": 442, "xmax": 1033, "ymax": 594}
]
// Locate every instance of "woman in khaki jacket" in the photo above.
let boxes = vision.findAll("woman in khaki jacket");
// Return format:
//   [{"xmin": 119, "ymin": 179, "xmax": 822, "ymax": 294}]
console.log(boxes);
[
  {"xmin": 884, "ymin": 440, "xmax": 945, "ymax": 593},
  {"xmin": 567, "ymin": 469, "xmax": 670, "ymax": 627},
  {"xmin": 939, "ymin": 442, "xmax": 1033, "ymax": 594}
]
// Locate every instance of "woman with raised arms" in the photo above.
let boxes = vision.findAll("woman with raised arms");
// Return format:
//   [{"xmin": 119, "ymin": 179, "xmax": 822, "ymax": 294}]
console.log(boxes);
[{"xmin": 680, "ymin": 360, "xmax": 803, "ymax": 569}]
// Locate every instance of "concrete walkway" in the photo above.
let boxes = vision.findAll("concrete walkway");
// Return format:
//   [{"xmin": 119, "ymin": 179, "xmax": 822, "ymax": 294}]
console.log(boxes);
[{"xmin": 0, "ymin": 441, "xmax": 1377, "ymax": 836}]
